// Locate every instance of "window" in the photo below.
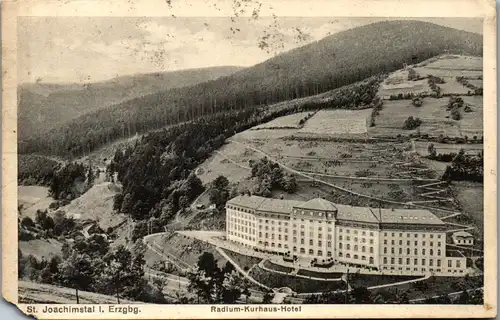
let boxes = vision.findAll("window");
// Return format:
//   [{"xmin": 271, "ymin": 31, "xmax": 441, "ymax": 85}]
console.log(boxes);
[
  {"xmin": 347, "ymin": 236, "xmax": 350, "ymax": 241},
  {"xmin": 346, "ymin": 253, "xmax": 351, "ymax": 258},
  {"xmin": 384, "ymin": 247, "xmax": 387, "ymax": 254},
  {"xmin": 346, "ymin": 229, "xmax": 350, "ymax": 234},
  {"xmin": 391, "ymin": 258, "xmax": 395, "ymax": 264},
  {"xmin": 370, "ymin": 232, "xmax": 374, "ymax": 236},
  {"xmin": 383, "ymin": 257, "xmax": 388, "ymax": 264},
  {"xmin": 278, "ymin": 244, "xmax": 282, "ymax": 248},
  {"xmin": 362, "ymin": 256, "xmax": 366, "ymax": 261},
  {"xmin": 391, "ymin": 240, "xmax": 395, "ymax": 245},
  {"xmin": 423, "ymin": 241, "xmax": 426, "ymax": 246},
  {"xmin": 414, "ymin": 258, "xmax": 418, "ymax": 265},
  {"xmin": 300, "ymin": 248, "xmax": 305, "ymax": 254},
  {"xmin": 430, "ymin": 241, "xmax": 433, "ymax": 246},
  {"xmin": 456, "ymin": 261, "xmax": 461, "ymax": 268},
  {"xmin": 354, "ymin": 230, "xmax": 358, "ymax": 235},
  {"xmin": 414, "ymin": 234, "xmax": 418, "ymax": 238},
  {"xmin": 309, "ymin": 232, "xmax": 313, "ymax": 237},
  {"xmin": 448, "ymin": 260, "xmax": 453, "ymax": 267},
  {"xmin": 399, "ymin": 248, "xmax": 402, "ymax": 254},
  {"xmin": 318, "ymin": 227, "xmax": 322, "ymax": 231},
  {"xmin": 347, "ymin": 244, "xmax": 351, "ymax": 250},
  {"xmin": 271, "ymin": 234, "xmax": 275, "ymax": 240},
  {"xmin": 362, "ymin": 246, "xmax": 366, "ymax": 253},
  {"xmin": 438, "ymin": 242, "xmax": 442, "ymax": 247},
  {"xmin": 399, "ymin": 233, "xmax": 403, "ymax": 237},
  {"xmin": 293, "ymin": 246, "xmax": 297, "ymax": 252},
  {"xmin": 370, "ymin": 239, "xmax": 374, "ymax": 245},
  {"xmin": 318, "ymin": 240, "xmax": 322, "ymax": 246},
  {"xmin": 293, "ymin": 237, "xmax": 297, "ymax": 243},
  {"xmin": 309, "ymin": 249, "xmax": 314, "ymax": 255},
  {"xmin": 309, "ymin": 239, "xmax": 313, "ymax": 246},
  {"xmin": 285, "ymin": 235, "xmax": 288, "ymax": 241},
  {"xmin": 398, "ymin": 258, "xmax": 402, "ymax": 264},
  {"xmin": 328, "ymin": 227, "xmax": 332, "ymax": 232},
  {"xmin": 278, "ymin": 235, "xmax": 281, "ymax": 240},
  {"xmin": 339, "ymin": 243, "xmax": 343, "ymax": 249},
  {"xmin": 414, "ymin": 248, "xmax": 418, "ymax": 255},
  {"xmin": 259, "ymin": 232, "xmax": 262, "ymax": 237},
  {"xmin": 407, "ymin": 233, "xmax": 411, "ymax": 238},
  {"xmin": 354, "ymin": 245, "xmax": 358, "ymax": 251},
  {"xmin": 391, "ymin": 248, "xmax": 395, "ymax": 254},
  {"xmin": 391, "ymin": 233, "xmax": 395, "ymax": 237},
  {"xmin": 369, "ymin": 257, "xmax": 374, "ymax": 264},
  {"xmin": 414, "ymin": 241, "xmax": 418, "ymax": 246},
  {"xmin": 301, "ymin": 239, "xmax": 304, "ymax": 245},
  {"xmin": 438, "ymin": 249, "xmax": 441, "ymax": 256},
  {"xmin": 438, "ymin": 235, "xmax": 441, "ymax": 239},
  {"xmin": 362, "ymin": 238, "xmax": 366, "ymax": 243},
  {"xmin": 437, "ymin": 260, "xmax": 441, "ymax": 267},
  {"xmin": 407, "ymin": 248, "xmax": 410, "ymax": 255},
  {"xmin": 370, "ymin": 247, "xmax": 373, "ymax": 253},
  {"xmin": 328, "ymin": 241, "xmax": 332, "ymax": 247},
  {"xmin": 355, "ymin": 237, "xmax": 358, "ymax": 242},
  {"xmin": 339, "ymin": 235, "xmax": 343, "ymax": 241},
  {"xmin": 429, "ymin": 259, "xmax": 433, "ymax": 266},
  {"xmin": 384, "ymin": 240, "xmax": 388, "ymax": 245},
  {"xmin": 293, "ymin": 230, "xmax": 297, "ymax": 235},
  {"xmin": 384, "ymin": 232, "xmax": 387, "ymax": 236},
  {"xmin": 430, "ymin": 249, "xmax": 434, "ymax": 256},
  {"xmin": 399, "ymin": 240, "xmax": 402, "ymax": 245},
  {"xmin": 430, "ymin": 234, "xmax": 434, "ymax": 239},
  {"xmin": 284, "ymin": 244, "xmax": 289, "ymax": 249},
  {"xmin": 301, "ymin": 231, "xmax": 305, "ymax": 237},
  {"xmin": 339, "ymin": 228, "xmax": 343, "ymax": 233},
  {"xmin": 318, "ymin": 250, "xmax": 323, "ymax": 256},
  {"xmin": 422, "ymin": 259, "xmax": 426, "ymax": 266},
  {"xmin": 354, "ymin": 254, "xmax": 358, "ymax": 259},
  {"xmin": 265, "ymin": 233, "xmax": 268, "ymax": 238},
  {"xmin": 327, "ymin": 235, "xmax": 332, "ymax": 240},
  {"xmin": 423, "ymin": 234, "xmax": 426, "ymax": 238},
  {"xmin": 406, "ymin": 258, "xmax": 410, "ymax": 265},
  {"xmin": 422, "ymin": 249, "xmax": 426, "ymax": 255},
  {"xmin": 327, "ymin": 251, "xmax": 332, "ymax": 257},
  {"xmin": 318, "ymin": 233, "xmax": 322, "ymax": 238}
]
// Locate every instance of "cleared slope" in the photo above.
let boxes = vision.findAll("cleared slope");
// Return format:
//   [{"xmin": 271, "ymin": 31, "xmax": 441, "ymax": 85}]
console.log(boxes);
[{"xmin": 21, "ymin": 20, "xmax": 482, "ymax": 158}]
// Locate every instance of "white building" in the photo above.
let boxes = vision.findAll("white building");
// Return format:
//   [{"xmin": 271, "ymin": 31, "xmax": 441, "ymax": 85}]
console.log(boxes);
[
  {"xmin": 452, "ymin": 231, "xmax": 474, "ymax": 246},
  {"xmin": 225, "ymin": 195, "xmax": 469, "ymax": 276}
]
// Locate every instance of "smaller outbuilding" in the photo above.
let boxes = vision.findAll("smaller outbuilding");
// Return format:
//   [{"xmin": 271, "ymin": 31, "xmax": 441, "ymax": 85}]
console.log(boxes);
[{"xmin": 452, "ymin": 231, "xmax": 474, "ymax": 246}]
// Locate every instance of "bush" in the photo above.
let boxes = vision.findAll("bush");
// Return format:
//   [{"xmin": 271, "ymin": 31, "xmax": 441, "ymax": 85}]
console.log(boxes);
[
  {"xmin": 403, "ymin": 116, "xmax": 422, "ymax": 130},
  {"xmin": 21, "ymin": 217, "xmax": 35, "ymax": 229}
]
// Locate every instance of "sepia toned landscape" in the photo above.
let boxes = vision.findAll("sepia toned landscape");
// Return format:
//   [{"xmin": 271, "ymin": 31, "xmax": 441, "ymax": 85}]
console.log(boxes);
[{"xmin": 17, "ymin": 16, "xmax": 484, "ymax": 306}]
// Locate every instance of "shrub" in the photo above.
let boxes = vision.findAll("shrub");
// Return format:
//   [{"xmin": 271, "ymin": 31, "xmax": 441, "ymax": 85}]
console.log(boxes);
[{"xmin": 403, "ymin": 116, "xmax": 422, "ymax": 130}]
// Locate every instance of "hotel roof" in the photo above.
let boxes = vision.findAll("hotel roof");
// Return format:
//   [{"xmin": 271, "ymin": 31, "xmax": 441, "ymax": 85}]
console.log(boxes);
[
  {"xmin": 452, "ymin": 231, "xmax": 474, "ymax": 238},
  {"xmin": 227, "ymin": 195, "xmax": 445, "ymax": 226}
]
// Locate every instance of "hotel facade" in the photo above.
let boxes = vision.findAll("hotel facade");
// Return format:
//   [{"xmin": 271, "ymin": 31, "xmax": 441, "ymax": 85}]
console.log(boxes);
[{"xmin": 225, "ymin": 195, "xmax": 468, "ymax": 277}]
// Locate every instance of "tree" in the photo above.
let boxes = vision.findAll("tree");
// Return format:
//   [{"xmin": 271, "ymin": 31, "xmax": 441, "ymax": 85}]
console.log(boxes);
[
  {"xmin": 262, "ymin": 291, "xmax": 275, "ymax": 304},
  {"xmin": 58, "ymin": 252, "xmax": 94, "ymax": 303},
  {"xmin": 283, "ymin": 175, "xmax": 298, "ymax": 194},
  {"xmin": 21, "ymin": 216, "xmax": 35, "ymax": 229},
  {"xmin": 209, "ymin": 175, "xmax": 230, "ymax": 208},
  {"xmin": 427, "ymin": 143, "xmax": 437, "ymax": 158}
]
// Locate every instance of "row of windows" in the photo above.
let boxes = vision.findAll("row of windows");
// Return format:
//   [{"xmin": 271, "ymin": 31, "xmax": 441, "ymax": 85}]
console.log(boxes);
[
  {"xmin": 383, "ymin": 247, "xmax": 443, "ymax": 256},
  {"xmin": 230, "ymin": 225, "xmax": 256, "ymax": 234},
  {"xmin": 338, "ymin": 229, "xmax": 374, "ymax": 237},
  {"xmin": 293, "ymin": 230, "xmax": 333, "ymax": 239},
  {"xmin": 259, "ymin": 232, "xmax": 289, "ymax": 241},
  {"xmin": 339, "ymin": 243, "xmax": 374, "ymax": 253},
  {"xmin": 259, "ymin": 219, "xmax": 289, "ymax": 225},
  {"xmin": 292, "ymin": 210, "xmax": 335, "ymax": 218},
  {"xmin": 291, "ymin": 218, "xmax": 333, "ymax": 224},
  {"xmin": 382, "ymin": 257, "xmax": 445, "ymax": 267},
  {"xmin": 229, "ymin": 209, "xmax": 255, "ymax": 218},
  {"xmin": 292, "ymin": 247, "xmax": 333, "ymax": 256},
  {"xmin": 383, "ymin": 239, "xmax": 443, "ymax": 247},
  {"xmin": 383, "ymin": 232, "xmax": 442, "ymax": 239},
  {"xmin": 229, "ymin": 218, "xmax": 256, "ymax": 227},
  {"xmin": 383, "ymin": 266, "xmax": 444, "ymax": 273},
  {"xmin": 338, "ymin": 235, "xmax": 374, "ymax": 244},
  {"xmin": 260, "ymin": 226, "xmax": 289, "ymax": 232},
  {"xmin": 292, "ymin": 225, "xmax": 334, "ymax": 232},
  {"xmin": 228, "ymin": 232, "xmax": 255, "ymax": 241},
  {"xmin": 292, "ymin": 238, "xmax": 333, "ymax": 247},
  {"xmin": 258, "ymin": 241, "xmax": 289, "ymax": 249},
  {"xmin": 337, "ymin": 252, "xmax": 375, "ymax": 264}
]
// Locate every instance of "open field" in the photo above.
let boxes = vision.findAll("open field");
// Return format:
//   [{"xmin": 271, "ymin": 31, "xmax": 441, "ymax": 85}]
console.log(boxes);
[
  {"xmin": 438, "ymin": 80, "xmax": 471, "ymax": 95},
  {"xmin": 252, "ymin": 112, "xmax": 312, "ymax": 129},
  {"xmin": 416, "ymin": 55, "xmax": 482, "ymax": 71},
  {"xmin": 249, "ymin": 266, "xmax": 346, "ymax": 293},
  {"xmin": 468, "ymin": 79, "xmax": 483, "ymax": 88},
  {"xmin": 147, "ymin": 233, "xmax": 227, "ymax": 268},
  {"xmin": 19, "ymin": 280, "xmax": 137, "ymax": 304},
  {"xmin": 19, "ymin": 238, "xmax": 63, "ymax": 259},
  {"xmin": 263, "ymin": 260, "xmax": 294, "ymax": 273},
  {"xmin": 222, "ymin": 249, "xmax": 262, "ymax": 271},
  {"xmin": 450, "ymin": 181, "xmax": 484, "ymax": 239},
  {"xmin": 18, "ymin": 186, "xmax": 54, "ymax": 220},
  {"xmin": 378, "ymin": 79, "xmax": 430, "ymax": 98},
  {"xmin": 369, "ymin": 97, "xmax": 482, "ymax": 138},
  {"xmin": 414, "ymin": 142, "xmax": 483, "ymax": 156},
  {"xmin": 298, "ymin": 109, "xmax": 371, "ymax": 135}
]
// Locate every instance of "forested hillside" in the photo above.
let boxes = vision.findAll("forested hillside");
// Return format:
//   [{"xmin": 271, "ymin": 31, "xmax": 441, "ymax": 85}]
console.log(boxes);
[
  {"xmin": 18, "ymin": 66, "xmax": 243, "ymax": 140},
  {"xmin": 19, "ymin": 20, "xmax": 482, "ymax": 158}
]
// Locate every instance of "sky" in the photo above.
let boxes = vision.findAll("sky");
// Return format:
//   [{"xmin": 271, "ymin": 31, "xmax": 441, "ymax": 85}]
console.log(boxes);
[{"xmin": 17, "ymin": 16, "xmax": 483, "ymax": 84}]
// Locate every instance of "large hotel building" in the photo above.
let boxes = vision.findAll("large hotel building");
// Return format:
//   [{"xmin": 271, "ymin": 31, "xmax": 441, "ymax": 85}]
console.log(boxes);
[{"xmin": 225, "ymin": 195, "xmax": 468, "ymax": 276}]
